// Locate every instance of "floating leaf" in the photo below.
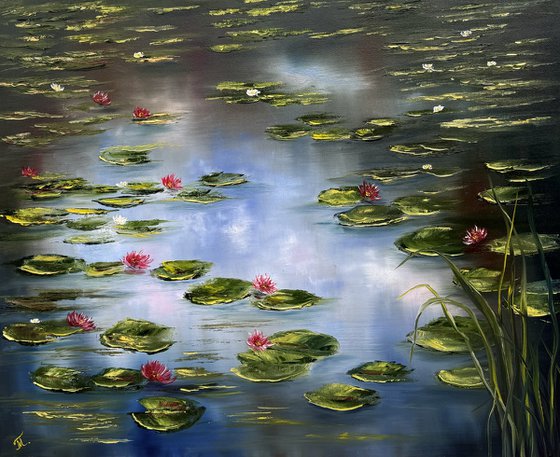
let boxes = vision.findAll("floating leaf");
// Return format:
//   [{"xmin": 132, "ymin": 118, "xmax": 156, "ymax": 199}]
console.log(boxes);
[
  {"xmin": 317, "ymin": 187, "xmax": 361, "ymax": 206},
  {"xmin": 200, "ymin": 172, "xmax": 247, "ymax": 187},
  {"xmin": 304, "ymin": 383, "xmax": 380, "ymax": 411},
  {"xmin": 85, "ymin": 262, "xmax": 124, "ymax": 277},
  {"xmin": 64, "ymin": 234, "xmax": 114, "ymax": 245},
  {"xmin": 131, "ymin": 396, "xmax": 205, "ymax": 432},
  {"xmin": 98, "ymin": 144, "xmax": 159, "ymax": 166},
  {"xmin": 395, "ymin": 226, "xmax": 465, "ymax": 257},
  {"xmin": 456, "ymin": 267, "xmax": 509, "ymax": 293},
  {"xmin": 175, "ymin": 188, "xmax": 226, "ymax": 204},
  {"xmin": 185, "ymin": 278, "xmax": 253, "ymax": 305},
  {"xmin": 131, "ymin": 112, "xmax": 179, "ymax": 125},
  {"xmin": 337, "ymin": 205, "xmax": 407, "ymax": 227},
  {"xmin": 268, "ymin": 329, "xmax": 339, "ymax": 357},
  {"xmin": 393, "ymin": 195, "xmax": 456, "ymax": 216},
  {"xmin": 1, "ymin": 207, "xmax": 68, "ymax": 226},
  {"xmin": 253, "ymin": 289, "xmax": 321, "ymax": 311},
  {"xmin": 65, "ymin": 207, "xmax": 112, "ymax": 215},
  {"xmin": 311, "ymin": 128, "xmax": 352, "ymax": 141},
  {"xmin": 478, "ymin": 186, "xmax": 528, "ymax": 204},
  {"xmin": 153, "ymin": 260, "xmax": 212, "ymax": 281},
  {"xmin": 100, "ymin": 318, "xmax": 174, "ymax": 354},
  {"xmin": 66, "ymin": 217, "xmax": 109, "ymax": 231},
  {"xmin": 94, "ymin": 196, "xmax": 145, "ymax": 208},
  {"xmin": 114, "ymin": 219, "xmax": 166, "ymax": 237},
  {"xmin": 3, "ymin": 320, "xmax": 82, "ymax": 344},
  {"xmin": 231, "ymin": 361, "xmax": 310, "ymax": 383},
  {"xmin": 123, "ymin": 182, "xmax": 163, "ymax": 195},
  {"xmin": 487, "ymin": 233, "xmax": 560, "ymax": 256},
  {"xmin": 92, "ymin": 368, "xmax": 144, "ymax": 388},
  {"xmin": 297, "ymin": 113, "xmax": 341, "ymax": 126},
  {"xmin": 512, "ymin": 280, "xmax": 560, "ymax": 317},
  {"xmin": 31, "ymin": 366, "xmax": 91, "ymax": 392},
  {"xmin": 266, "ymin": 124, "xmax": 311, "ymax": 140},
  {"xmin": 407, "ymin": 316, "xmax": 489, "ymax": 352},
  {"xmin": 347, "ymin": 361, "xmax": 412, "ymax": 383},
  {"xmin": 365, "ymin": 118, "xmax": 398, "ymax": 127},
  {"xmin": 18, "ymin": 254, "xmax": 86, "ymax": 275},
  {"xmin": 210, "ymin": 44, "xmax": 245, "ymax": 53},
  {"xmin": 390, "ymin": 141, "xmax": 455, "ymax": 156},
  {"xmin": 175, "ymin": 367, "xmax": 222, "ymax": 378},
  {"xmin": 485, "ymin": 160, "xmax": 550, "ymax": 173},
  {"xmin": 437, "ymin": 367, "xmax": 485, "ymax": 389}
]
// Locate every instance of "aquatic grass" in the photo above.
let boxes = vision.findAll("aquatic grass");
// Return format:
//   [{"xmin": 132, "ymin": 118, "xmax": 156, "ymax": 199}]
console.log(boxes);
[{"xmin": 402, "ymin": 190, "xmax": 560, "ymax": 457}]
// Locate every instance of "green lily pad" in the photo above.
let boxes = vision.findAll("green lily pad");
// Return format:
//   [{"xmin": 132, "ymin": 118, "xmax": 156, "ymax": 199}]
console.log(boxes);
[
  {"xmin": 175, "ymin": 188, "xmax": 226, "ymax": 204},
  {"xmin": 153, "ymin": 260, "xmax": 212, "ymax": 281},
  {"xmin": 437, "ymin": 367, "xmax": 485, "ymax": 389},
  {"xmin": 200, "ymin": 172, "xmax": 247, "ymax": 187},
  {"xmin": 132, "ymin": 113, "xmax": 179, "ymax": 125},
  {"xmin": 407, "ymin": 316, "xmax": 489, "ymax": 352},
  {"xmin": 98, "ymin": 144, "xmax": 159, "ymax": 166},
  {"xmin": 18, "ymin": 254, "xmax": 86, "ymax": 275},
  {"xmin": 297, "ymin": 113, "xmax": 341, "ymax": 126},
  {"xmin": 365, "ymin": 118, "xmax": 398, "ymax": 127},
  {"xmin": 512, "ymin": 280, "xmax": 560, "ymax": 317},
  {"xmin": 3, "ymin": 320, "xmax": 82, "ymax": 344},
  {"xmin": 66, "ymin": 216, "xmax": 109, "ymax": 231},
  {"xmin": 64, "ymin": 234, "xmax": 114, "ymax": 245},
  {"xmin": 65, "ymin": 207, "xmax": 113, "ymax": 215},
  {"xmin": 268, "ymin": 329, "xmax": 339, "ymax": 357},
  {"xmin": 82, "ymin": 185, "xmax": 120, "ymax": 194},
  {"xmin": 253, "ymin": 289, "xmax": 321, "ymax": 311},
  {"xmin": 23, "ymin": 177, "xmax": 88, "ymax": 192},
  {"xmin": 456, "ymin": 267, "xmax": 509, "ymax": 293},
  {"xmin": 478, "ymin": 186, "xmax": 528, "ymax": 204},
  {"xmin": 1, "ymin": 207, "xmax": 68, "ymax": 226},
  {"xmin": 31, "ymin": 366, "xmax": 91, "ymax": 392},
  {"xmin": 175, "ymin": 367, "xmax": 222, "ymax": 378},
  {"xmin": 347, "ymin": 361, "xmax": 412, "ymax": 383},
  {"xmin": 94, "ymin": 196, "xmax": 145, "ymax": 208},
  {"xmin": 131, "ymin": 396, "xmax": 205, "ymax": 432},
  {"xmin": 29, "ymin": 190, "xmax": 63, "ymax": 200},
  {"xmin": 231, "ymin": 361, "xmax": 310, "ymax": 383},
  {"xmin": 317, "ymin": 187, "xmax": 361, "ymax": 206},
  {"xmin": 395, "ymin": 226, "xmax": 465, "ymax": 257},
  {"xmin": 4, "ymin": 296, "xmax": 58, "ymax": 311},
  {"xmin": 85, "ymin": 261, "xmax": 124, "ymax": 277},
  {"xmin": 266, "ymin": 124, "xmax": 311, "ymax": 140},
  {"xmin": 210, "ymin": 44, "xmax": 245, "ymax": 53},
  {"xmin": 390, "ymin": 141, "xmax": 455, "ymax": 156},
  {"xmin": 487, "ymin": 233, "xmax": 560, "ymax": 256},
  {"xmin": 311, "ymin": 128, "xmax": 352, "ymax": 141},
  {"xmin": 100, "ymin": 318, "xmax": 174, "ymax": 354},
  {"xmin": 304, "ymin": 383, "xmax": 380, "ymax": 411},
  {"xmin": 92, "ymin": 368, "xmax": 144, "ymax": 388},
  {"xmin": 237, "ymin": 348, "xmax": 316, "ymax": 366},
  {"xmin": 359, "ymin": 168, "xmax": 421, "ymax": 184},
  {"xmin": 485, "ymin": 160, "xmax": 550, "ymax": 173},
  {"xmin": 393, "ymin": 195, "xmax": 456, "ymax": 216},
  {"xmin": 337, "ymin": 205, "xmax": 407, "ymax": 227},
  {"xmin": 114, "ymin": 219, "xmax": 166, "ymax": 237},
  {"xmin": 185, "ymin": 278, "xmax": 253, "ymax": 305},
  {"xmin": 123, "ymin": 182, "xmax": 163, "ymax": 195},
  {"xmin": 351, "ymin": 127, "xmax": 386, "ymax": 141}
]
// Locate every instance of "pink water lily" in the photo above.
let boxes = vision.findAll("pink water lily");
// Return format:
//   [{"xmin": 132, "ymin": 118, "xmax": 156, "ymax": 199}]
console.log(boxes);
[
  {"xmin": 161, "ymin": 173, "xmax": 183, "ymax": 190},
  {"xmin": 92, "ymin": 91, "xmax": 111, "ymax": 106},
  {"xmin": 21, "ymin": 166, "xmax": 38, "ymax": 177},
  {"xmin": 141, "ymin": 360, "xmax": 175, "ymax": 384},
  {"xmin": 132, "ymin": 106, "xmax": 151, "ymax": 120},
  {"xmin": 66, "ymin": 311, "xmax": 96, "ymax": 331},
  {"xmin": 122, "ymin": 250, "xmax": 153, "ymax": 270},
  {"xmin": 463, "ymin": 225, "xmax": 488, "ymax": 246},
  {"xmin": 247, "ymin": 330, "xmax": 274, "ymax": 351},
  {"xmin": 252, "ymin": 274, "xmax": 277, "ymax": 294},
  {"xmin": 358, "ymin": 180, "xmax": 381, "ymax": 201}
]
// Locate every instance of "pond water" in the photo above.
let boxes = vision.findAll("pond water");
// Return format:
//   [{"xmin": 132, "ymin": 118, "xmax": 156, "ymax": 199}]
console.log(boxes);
[{"xmin": 0, "ymin": 1, "xmax": 559, "ymax": 456}]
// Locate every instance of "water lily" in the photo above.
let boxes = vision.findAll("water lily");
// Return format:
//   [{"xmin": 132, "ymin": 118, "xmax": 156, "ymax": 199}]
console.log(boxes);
[
  {"xmin": 422, "ymin": 63, "xmax": 434, "ymax": 72},
  {"xmin": 66, "ymin": 311, "xmax": 96, "ymax": 331},
  {"xmin": 50, "ymin": 83, "xmax": 65, "ymax": 92},
  {"xmin": 92, "ymin": 91, "xmax": 111, "ymax": 106},
  {"xmin": 252, "ymin": 274, "xmax": 277, "ymax": 294},
  {"xmin": 463, "ymin": 225, "xmax": 488, "ymax": 246},
  {"xmin": 246, "ymin": 88, "xmax": 261, "ymax": 97},
  {"xmin": 116, "ymin": 181, "xmax": 128, "ymax": 188},
  {"xmin": 122, "ymin": 250, "xmax": 153, "ymax": 270},
  {"xmin": 30, "ymin": 318, "xmax": 41, "ymax": 324},
  {"xmin": 141, "ymin": 360, "xmax": 175, "ymax": 384},
  {"xmin": 433, "ymin": 104, "xmax": 445, "ymax": 113},
  {"xmin": 358, "ymin": 180, "xmax": 381, "ymax": 201},
  {"xmin": 132, "ymin": 106, "xmax": 151, "ymax": 120},
  {"xmin": 246, "ymin": 329, "xmax": 274, "ymax": 351},
  {"xmin": 422, "ymin": 164, "xmax": 433, "ymax": 170},
  {"xmin": 460, "ymin": 30, "xmax": 472, "ymax": 37},
  {"xmin": 161, "ymin": 173, "xmax": 183, "ymax": 190},
  {"xmin": 112, "ymin": 215, "xmax": 128, "ymax": 225},
  {"xmin": 487, "ymin": 60, "xmax": 497, "ymax": 67},
  {"xmin": 133, "ymin": 51, "xmax": 145, "ymax": 59},
  {"xmin": 21, "ymin": 166, "xmax": 38, "ymax": 177}
]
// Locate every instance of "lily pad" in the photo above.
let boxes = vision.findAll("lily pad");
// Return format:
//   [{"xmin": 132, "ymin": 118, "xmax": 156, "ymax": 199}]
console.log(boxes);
[
  {"xmin": 268, "ymin": 329, "xmax": 339, "ymax": 357},
  {"xmin": 395, "ymin": 226, "xmax": 465, "ymax": 257},
  {"xmin": 297, "ymin": 113, "xmax": 341, "ymax": 126},
  {"xmin": 98, "ymin": 144, "xmax": 159, "ymax": 166},
  {"xmin": 351, "ymin": 127, "xmax": 387, "ymax": 141},
  {"xmin": 114, "ymin": 219, "xmax": 166, "ymax": 237},
  {"xmin": 456, "ymin": 267, "xmax": 509, "ymax": 293},
  {"xmin": 18, "ymin": 254, "xmax": 86, "ymax": 275},
  {"xmin": 437, "ymin": 367, "xmax": 485, "ymax": 389},
  {"xmin": 1, "ymin": 207, "xmax": 68, "ymax": 226},
  {"xmin": 92, "ymin": 368, "xmax": 144, "ymax": 388},
  {"xmin": 407, "ymin": 316, "xmax": 488, "ymax": 352},
  {"xmin": 337, "ymin": 205, "xmax": 407, "ymax": 227},
  {"xmin": 393, "ymin": 195, "xmax": 456, "ymax": 216},
  {"xmin": 3, "ymin": 320, "xmax": 82, "ymax": 344},
  {"xmin": 65, "ymin": 207, "xmax": 113, "ymax": 215},
  {"xmin": 94, "ymin": 196, "xmax": 145, "ymax": 208},
  {"xmin": 175, "ymin": 367, "xmax": 222, "ymax": 378},
  {"xmin": 153, "ymin": 260, "xmax": 212, "ymax": 281},
  {"xmin": 175, "ymin": 188, "xmax": 226, "ymax": 204},
  {"xmin": 131, "ymin": 113, "xmax": 179, "ymax": 125},
  {"xmin": 185, "ymin": 278, "xmax": 253, "ymax": 305},
  {"xmin": 85, "ymin": 262, "xmax": 124, "ymax": 277},
  {"xmin": 123, "ymin": 182, "xmax": 163, "ymax": 195},
  {"xmin": 31, "ymin": 366, "xmax": 91, "ymax": 392},
  {"xmin": 485, "ymin": 160, "xmax": 550, "ymax": 173},
  {"xmin": 253, "ymin": 289, "xmax": 321, "ymax": 311},
  {"xmin": 365, "ymin": 118, "xmax": 398, "ymax": 127},
  {"xmin": 66, "ymin": 216, "xmax": 109, "ymax": 231},
  {"xmin": 317, "ymin": 187, "xmax": 361, "ymax": 206},
  {"xmin": 266, "ymin": 124, "xmax": 311, "ymax": 140},
  {"xmin": 100, "ymin": 318, "xmax": 174, "ymax": 354},
  {"xmin": 131, "ymin": 396, "xmax": 205, "ymax": 432},
  {"xmin": 390, "ymin": 141, "xmax": 455, "ymax": 156},
  {"xmin": 304, "ymin": 383, "xmax": 380, "ymax": 411},
  {"xmin": 64, "ymin": 234, "xmax": 114, "ymax": 245},
  {"xmin": 311, "ymin": 128, "xmax": 352, "ymax": 141},
  {"xmin": 347, "ymin": 361, "xmax": 412, "ymax": 383},
  {"xmin": 200, "ymin": 172, "xmax": 247, "ymax": 187},
  {"xmin": 487, "ymin": 233, "xmax": 560, "ymax": 256},
  {"xmin": 478, "ymin": 186, "xmax": 529, "ymax": 204},
  {"xmin": 512, "ymin": 280, "xmax": 560, "ymax": 317},
  {"xmin": 231, "ymin": 361, "xmax": 310, "ymax": 383}
]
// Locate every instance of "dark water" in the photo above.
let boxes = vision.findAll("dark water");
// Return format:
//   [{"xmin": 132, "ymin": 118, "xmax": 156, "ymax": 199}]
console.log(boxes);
[{"xmin": 0, "ymin": 1, "xmax": 559, "ymax": 456}]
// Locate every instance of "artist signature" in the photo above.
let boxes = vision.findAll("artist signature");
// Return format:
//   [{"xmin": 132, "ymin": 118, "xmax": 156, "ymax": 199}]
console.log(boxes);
[{"xmin": 12, "ymin": 432, "xmax": 30, "ymax": 451}]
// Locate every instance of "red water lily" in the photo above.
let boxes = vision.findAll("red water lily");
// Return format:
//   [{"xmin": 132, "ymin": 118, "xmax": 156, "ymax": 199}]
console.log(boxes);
[
  {"xmin": 141, "ymin": 360, "xmax": 175, "ymax": 384},
  {"xmin": 252, "ymin": 274, "xmax": 277, "ymax": 294},
  {"xmin": 247, "ymin": 330, "xmax": 274, "ymax": 351},
  {"xmin": 21, "ymin": 166, "xmax": 39, "ymax": 177},
  {"xmin": 122, "ymin": 250, "xmax": 153, "ymax": 270},
  {"xmin": 358, "ymin": 180, "xmax": 381, "ymax": 201},
  {"xmin": 463, "ymin": 225, "xmax": 488, "ymax": 246},
  {"xmin": 161, "ymin": 173, "xmax": 183, "ymax": 190},
  {"xmin": 92, "ymin": 91, "xmax": 111, "ymax": 106},
  {"xmin": 132, "ymin": 106, "xmax": 151, "ymax": 120},
  {"xmin": 66, "ymin": 311, "xmax": 96, "ymax": 331}
]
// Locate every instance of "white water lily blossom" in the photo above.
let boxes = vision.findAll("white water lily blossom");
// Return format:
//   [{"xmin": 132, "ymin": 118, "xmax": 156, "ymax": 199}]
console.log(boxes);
[
  {"xmin": 422, "ymin": 164, "xmax": 433, "ymax": 170},
  {"xmin": 133, "ymin": 51, "xmax": 145, "ymax": 59},
  {"xmin": 246, "ymin": 88, "xmax": 261, "ymax": 97},
  {"xmin": 116, "ymin": 181, "xmax": 128, "ymax": 188},
  {"xmin": 433, "ymin": 104, "xmax": 445, "ymax": 113},
  {"xmin": 422, "ymin": 63, "xmax": 434, "ymax": 72},
  {"xmin": 460, "ymin": 30, "xmax": 472, "ymax": 37},
  {"xmin": 50, "ymin": 83, "xmax": 65, "ymax": 92},
  {"xmin": 30, "ymin": 318, "xmax": 41, "ymax": 324},
  {"xmin": 112, "ymin": 215, "xmax": 128, "ymax": 226},
  {"xmin": 487, "ymin": 60, "xmax": 497, "ymax": 67}
]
